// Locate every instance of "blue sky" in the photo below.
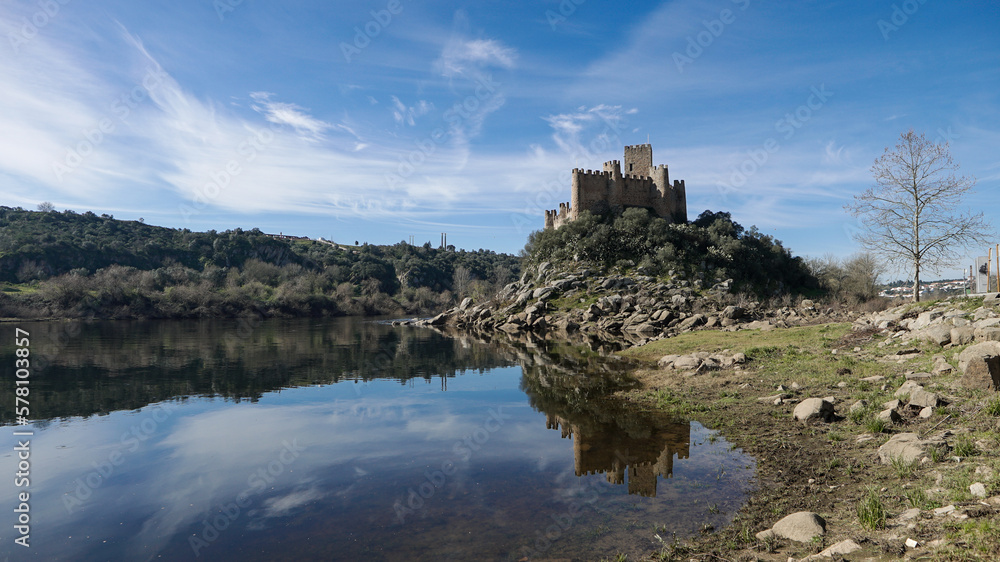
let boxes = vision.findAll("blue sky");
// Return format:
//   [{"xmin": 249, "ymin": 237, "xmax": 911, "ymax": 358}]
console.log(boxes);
[{"xmin": 2, "ymin": 0, "xmax": 998, "ymax": 278}]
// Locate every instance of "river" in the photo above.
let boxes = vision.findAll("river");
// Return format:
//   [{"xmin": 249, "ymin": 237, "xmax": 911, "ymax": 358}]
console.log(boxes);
[{"xmin": 0, "ymin": 318, "xmax": 754, "ymax": 561}]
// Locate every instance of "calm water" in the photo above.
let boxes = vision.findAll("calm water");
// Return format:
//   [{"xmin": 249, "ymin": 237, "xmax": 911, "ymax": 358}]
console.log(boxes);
[{"xmin": 0, "ymin": 318, "xmax": 754, "ymax": 561}]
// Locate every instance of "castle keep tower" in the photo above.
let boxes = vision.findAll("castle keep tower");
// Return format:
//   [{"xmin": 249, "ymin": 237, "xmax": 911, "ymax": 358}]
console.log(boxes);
[{"xmin": 544, "ymin": 144, "xmax": 687, "ymax": 229}]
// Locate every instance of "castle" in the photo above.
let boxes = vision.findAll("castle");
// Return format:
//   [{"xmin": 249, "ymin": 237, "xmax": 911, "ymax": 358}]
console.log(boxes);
[{"xmin": 544, "ymin": 144, "xmax": 687, "ymax": 229}]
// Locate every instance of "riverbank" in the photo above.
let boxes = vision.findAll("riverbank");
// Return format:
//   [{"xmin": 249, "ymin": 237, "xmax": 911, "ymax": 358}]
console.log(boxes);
[{"xmin": 616, "ymin": 297, "xmax": 1000, "ymax": 561}]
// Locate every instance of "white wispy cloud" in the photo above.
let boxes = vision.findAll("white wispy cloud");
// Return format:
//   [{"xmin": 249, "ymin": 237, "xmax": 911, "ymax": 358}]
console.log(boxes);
[
  {"xmin": 437, "ymin": 38, "xmax": 517, "ymax": 78},
  {"xmin": 0, "ymin": 17, "xmax": 539, "ymax": 221},
  {"xmin": 542, "ymin": 104, "xmax": 630, "ymax": 161},
  {"xmin": 250, "ymin": 92, "xmax": 332, "ymax": 140},
  {"xmin": 390, "ymin": 96, "xmax": 434, "ymax": 126}
]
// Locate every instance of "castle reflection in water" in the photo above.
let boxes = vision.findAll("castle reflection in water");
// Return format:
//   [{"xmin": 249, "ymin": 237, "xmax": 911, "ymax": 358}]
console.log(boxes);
[{"xmin": 544, "ymin": 412, "xmax": 690, "ymax": 497}]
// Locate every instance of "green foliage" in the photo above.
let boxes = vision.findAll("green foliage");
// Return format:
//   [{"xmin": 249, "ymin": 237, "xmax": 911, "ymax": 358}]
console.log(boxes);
[
  {"xmin": 848, "ymin": 404, "xmax": 871, "ymax": 425},
  {"xmin": 525, "ymin": 208, "xmax": 819, "ymax": 296},
  {"xmin": 865, "ymin": 416, "xmax": 889, "ymax": 434},
  {"xmin": 0, "ymin": 208, "xmax": 520, "ymax": 318},
  {"xmin": 953, "ymin": 435, "xmax": 978, "ymax": 457},
  {"xmin": 984, "ymin": 396, "xmax": 1000, "ymax": 417},
  {"xmin": 856, "ymin": 487, "xmax": 887, "ymax": 530},
  {"xmin": 891, "ymin": 456, "xmax": 918, "ymax": 478}
]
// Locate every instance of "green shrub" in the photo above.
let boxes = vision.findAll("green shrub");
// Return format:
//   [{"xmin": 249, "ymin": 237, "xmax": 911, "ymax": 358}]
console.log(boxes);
[
  {"xmin": 857, "ymin": 487, "xmax": 887, "ymax": 530},
  {"xmin": 524, "ymin": 208, "xmax": 820, "ymax": 297}
]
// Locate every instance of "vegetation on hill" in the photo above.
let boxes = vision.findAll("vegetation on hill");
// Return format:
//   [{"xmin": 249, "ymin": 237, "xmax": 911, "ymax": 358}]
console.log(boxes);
[
  {"xmin": 0, "ymin": 207, "xmax": 519, "ymax": 319},
  {"xmin": 523, "ymin": 208, "xmax": 820, "ymax": 296}
]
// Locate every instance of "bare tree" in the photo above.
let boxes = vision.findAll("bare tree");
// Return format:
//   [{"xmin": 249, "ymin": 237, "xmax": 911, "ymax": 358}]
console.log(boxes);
[
  {"xmin": 846, "ymin": 129, "xmax": 991, "ymax": 302},
  {"xmin": 806, "ymin": 252, "xmax": 885, "ymax": 302},
  {"xmin": 452, "ymin": 266, "xmax": 472, "ymax": 298},
  {"xmin": 37, "ymin": 201, "xmax": 55, "ymax": 212},
  {"xmin": 842, "ymin": 253, "xmax": 886, "ymax": 302}
]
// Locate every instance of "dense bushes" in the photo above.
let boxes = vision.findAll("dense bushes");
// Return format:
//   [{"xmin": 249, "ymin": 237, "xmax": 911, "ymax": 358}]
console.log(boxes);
[
  {"xmin": 524, "ymin": 208, "xmax": 820, "ymax": 296},
  {"xmin": 0, "ymin": 208, "xmax": 520, "ymax": 319},
  {"xmin": 806, "ymin": 253, "xmax": 887, "ymax": 305}
]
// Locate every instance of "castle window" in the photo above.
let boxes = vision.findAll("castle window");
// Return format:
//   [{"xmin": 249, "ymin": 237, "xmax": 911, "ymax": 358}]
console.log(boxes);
[{"xmin": 629, "ymin": 163, "xmax": 633, "ymax": 172}]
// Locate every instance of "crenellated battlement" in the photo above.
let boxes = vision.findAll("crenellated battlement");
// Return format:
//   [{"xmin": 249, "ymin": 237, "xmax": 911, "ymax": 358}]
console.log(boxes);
[
  {"xmin": 545, "ymin": 145, "xmax": 688, "ymax": 229},
  {"xmin": 573, "ymin": 168, "xmax": 612, "ymax": 178},
  {"xmin": 544, "ymin": 201, "xmax": 573, "ymax": 230}
]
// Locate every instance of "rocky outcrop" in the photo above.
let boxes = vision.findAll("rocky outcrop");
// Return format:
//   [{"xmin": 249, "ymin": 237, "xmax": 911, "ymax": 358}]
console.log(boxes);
[
  {"xmin": 417, "ymin": 263, "xmax": 856, "ymax": 346},
  {"xmin": 658, "ymin": 351, "xmax": 747, "ymax": 372},
  {"xmin": 855, "ymin": 299, "xmax": 1000, "ymax": 352}
]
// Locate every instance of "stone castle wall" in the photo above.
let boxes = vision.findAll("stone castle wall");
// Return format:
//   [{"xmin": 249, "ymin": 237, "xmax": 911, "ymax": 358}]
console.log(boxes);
[{"xmin": 544, "ymin": 144, "xmax": 687, "ymax": 229}]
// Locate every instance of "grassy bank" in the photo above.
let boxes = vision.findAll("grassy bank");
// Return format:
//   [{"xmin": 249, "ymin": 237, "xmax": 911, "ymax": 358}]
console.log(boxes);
[{"xmin": 615, "ymin": 320, "xmax": 1000, "ymax": 561}]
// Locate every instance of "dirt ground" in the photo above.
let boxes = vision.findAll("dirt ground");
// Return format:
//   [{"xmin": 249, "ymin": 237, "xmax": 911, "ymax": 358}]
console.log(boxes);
[{"xmin": 608, "ymin": 322, "xmax": 1000, "ymax": 561}]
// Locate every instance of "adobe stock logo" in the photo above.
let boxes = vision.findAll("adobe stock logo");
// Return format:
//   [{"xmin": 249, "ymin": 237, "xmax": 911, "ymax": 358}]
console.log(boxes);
[
  {"xmin": 545, "ymin": 0, "xmax": 586, "ymax": 30},
  {"xmin": 877, "ymin": 0, "xmax": 929, "ymax": 41},
  {"xmin": 7, "ymin": 0, "xmax": 72, "ymax": 54},
  {"xmin": 716, "ymin": 84, "xmax": 833, "ymax": 201},
  {"xmin": 340, "ymin": 0, "xmax": 404, "ymax": 63}
]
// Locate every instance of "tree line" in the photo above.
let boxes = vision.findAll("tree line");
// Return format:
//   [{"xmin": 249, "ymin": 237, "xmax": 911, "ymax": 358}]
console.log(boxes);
[{"xmin": 0, "ymin": 207, "xmax": 519, "ymax": 319}]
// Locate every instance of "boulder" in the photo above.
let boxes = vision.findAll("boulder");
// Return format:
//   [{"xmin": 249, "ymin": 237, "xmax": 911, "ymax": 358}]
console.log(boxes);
[
  {"xmin": 894, "ymin": 380, "xmax": 924, "ymax": 399},
  {"xmin": 958, "ymin": 342, "xmax": 1000, "ymax": 391},
  {"xmin": 721, "ymin": 305, "xmax": 745, "ymax": 320},
  {"xmin": 908, "ymin": 388, "xmax": 941, "ymax": 409},
  {"xmin": 911, "ymin": 310, "xmax": 944, "ymax": 330},
  {"xmin": 672, "ymin": 355, "xmax": 702, "ymax": 370},
  {"xmin": 552, "ymin": 318, "xmax": 579, "ymax": 333},
  {"xmin": 770, "ymin": 511, "xmax": 826, "ymax": 542},
  {"xmin": 746, "ymin": 320, "xmax": 775, "ymax": 331},
  {"xmin": 803, "ymin": 539, "xmax": 862, "ymax": 560},
  {"xmin": 428, "ymin": 312, "xmax": 450, "ymax": 326},
  {"xmin": 878, "ymin": 433, "xmax": 948, "ymax": 464},
  {"xmin": 657, "ymin": 355, "xmax": 680, "ymax": 368},
  {"xmin": 877, "ymin": 408, "xmax": 902, "ymax": 424},
  {"xmin": 975, "ymin": 327, "xmax": 1000, "ymax": 342},
  {"xmin": 849, "ymin": 400, "xmax": 869, "ymax": 414},
  {"xmin": 933, "ymin": 358, "xmax": 954, "ymax": 375},
  {"xmin": 755, "ymin": 529, "xmax": 775, "ymax": 541},
  {"xmin": 678, "ymin": 314, "xmax": 706, "ymax": 331},
  {"xmin": 636, "ymin": 322, "xmax": 661, "ymax": 334},
  {"xmin": 915, "ymin": 325, "xmax": 952, "ymax": 346},
  {"xmin": 458, "ymin": 297, "xmax": 473, "ymax": 311},
  {"xmin": 531, "ymin": 287, "xmax": 556, "ymax": 301},
  {"xmin": 871, "ymin": 311, "xmax": 903, "ymax": 329},
  {"xmin": 793, "ymin": 398, "xmax": 834, "ymax": 422},
  {"xmin": 951, "ymin": 327, "xmax": 976, "ymax": 345}
]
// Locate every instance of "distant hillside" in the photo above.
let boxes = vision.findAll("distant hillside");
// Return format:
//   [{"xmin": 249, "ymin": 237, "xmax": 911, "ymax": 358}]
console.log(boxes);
[{"xmin": 0, "ymin": 207, "xmax": 520, "ymax": 319}]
